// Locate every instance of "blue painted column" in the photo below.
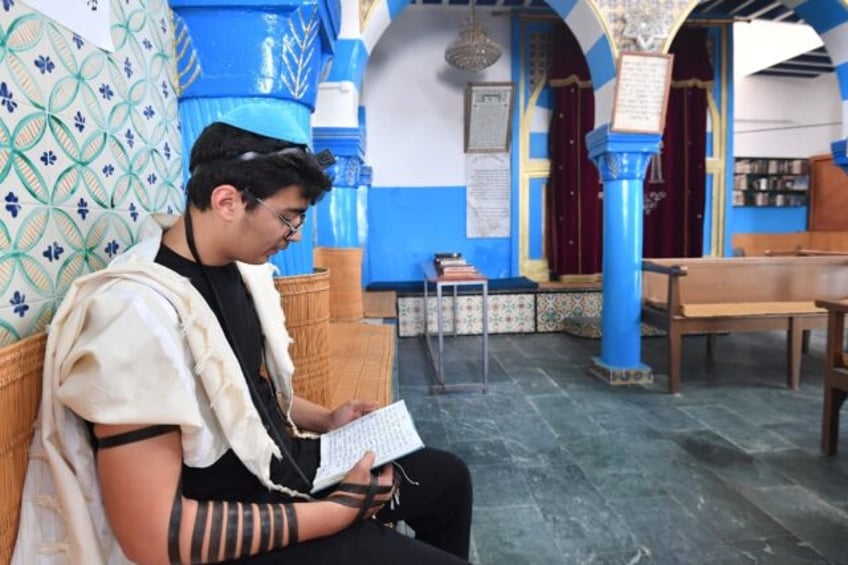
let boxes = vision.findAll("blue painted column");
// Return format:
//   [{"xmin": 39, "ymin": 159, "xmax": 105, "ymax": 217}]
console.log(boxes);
[
  {"xmin": 169, "ymin": 0, "xmax": 340, "ymax": 275},
  {"xmin": 313, "ymin": 123, "xmax": 368, "ymax": 248},
  {"xmin": 586, "ymin": 125, "xmax": 661, "ymax": 385},
  {"xmin": 833, "ymin": 139, "xmax": 848, "ymax": 174}
]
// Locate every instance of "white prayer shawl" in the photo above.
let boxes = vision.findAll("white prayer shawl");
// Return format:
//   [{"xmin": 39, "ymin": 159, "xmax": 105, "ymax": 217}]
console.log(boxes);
[{"xmin": 12, "ymin": 215, "xmax": 314, "ymax": 564}]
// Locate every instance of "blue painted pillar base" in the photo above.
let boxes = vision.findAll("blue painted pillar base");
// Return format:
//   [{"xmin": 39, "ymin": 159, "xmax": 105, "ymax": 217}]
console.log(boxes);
[
  {"xmin": 589, "ymin": 356, "xmax": 653, "ymax": 386},
  {"xmin": 832, "ymin": 139, "xmax": 847, "ymax": 174},
  {"xmin": 586, "ymin": 125, "xmax": 662, "ymax": 379}
]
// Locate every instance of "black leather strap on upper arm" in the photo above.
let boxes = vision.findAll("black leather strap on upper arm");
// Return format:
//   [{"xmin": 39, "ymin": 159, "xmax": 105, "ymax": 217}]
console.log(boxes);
[{"xmin": 95, "ymin": 424, "xmax": 180, "ymax": 450}]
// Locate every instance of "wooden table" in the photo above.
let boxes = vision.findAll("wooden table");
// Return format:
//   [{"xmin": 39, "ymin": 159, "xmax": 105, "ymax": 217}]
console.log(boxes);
[
  {"xmin": 814, "ymin": 298, "xmax": 848, "ymax": 455},
  {"xmin": 421, "ymin": 261, "xmax": 488, "ymax": 394}
]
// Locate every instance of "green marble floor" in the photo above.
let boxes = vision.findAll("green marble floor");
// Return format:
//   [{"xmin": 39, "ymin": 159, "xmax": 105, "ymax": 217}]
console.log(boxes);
[{"xmin": 396, "ymin": 330, "xmax": 848, "ymax": 564}]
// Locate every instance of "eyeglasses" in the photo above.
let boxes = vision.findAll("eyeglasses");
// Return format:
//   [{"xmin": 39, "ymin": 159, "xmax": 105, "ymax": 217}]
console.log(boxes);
[{"xmin": 243, "ymin": 188, "xmax": 306, "ymax": 241}]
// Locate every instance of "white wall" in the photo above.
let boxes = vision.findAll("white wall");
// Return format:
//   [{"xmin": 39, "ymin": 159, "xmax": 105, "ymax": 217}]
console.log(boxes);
[
  {"xmin": 733, "ymin": 21, "xmax": 842, "ymax": 159},
  {"xmin": 734, "ymin": 20, "xmax": 822, "ymax": 77},
  {"xmin": 363, "ymin": 9, "xmax": 843, "ymax": 173},
  {"xmin": 362, "ymin": 6, "xmax": 511, "ymax": 187},
  {"xmin": 734, "ymin": 73, "xmax": 842, "ymax": 158}
]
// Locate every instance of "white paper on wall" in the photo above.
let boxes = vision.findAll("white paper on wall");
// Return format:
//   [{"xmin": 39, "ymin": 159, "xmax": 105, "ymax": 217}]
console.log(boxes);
[
  {"xmin": 22, "ymin": 0, "xmax": 114, "ymax": 52},
  {"xmin": 466, "ymin": 153, "xmax": 510, "ymax": 238}
]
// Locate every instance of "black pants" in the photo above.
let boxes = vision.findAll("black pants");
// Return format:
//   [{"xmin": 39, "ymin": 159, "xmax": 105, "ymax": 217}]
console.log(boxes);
[{"xmin": 235, "ymin": 447, "xmax": 473, "ymax": 564}]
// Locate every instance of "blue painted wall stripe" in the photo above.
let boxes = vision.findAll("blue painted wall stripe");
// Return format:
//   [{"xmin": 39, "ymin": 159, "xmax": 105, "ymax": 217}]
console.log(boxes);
[
  {"xmin": 510, "ymin": 12, "xmax": 521, "ymax": 277},
  {"xmin": 368, "ymin": 186, "xmax": 512, "ymax": 281},
  {"xmin": 536, "ymin": 86, "xmax": 552, "ymax": 110},
  {"xmin": 834, "ymin": 60, "xmax": 848, "ymax": 101},
  {"xmin": 529, "ymin": 132, "xmax": 549, "ymax": 159},
  {"xmin": 529, "ymin": 178, "xmax": 544, "ymax": 259},
  {"xmin": 545, "ymin": 0, "xmax": 578, "ymax": 18},
  {"xmin": 703, "ymin": 173, "xmax": 713, "ymax": 256},
  {"xmin": 585, "ymin": 36, "xmax": 616, "ymax": 89},
  {"xmin": 794, "ymin": 0, "xmax": 848, "ymax": 35},
  {"xmin": 386, "ymin": 0, "xmax": 410, "ymax": 20},
  {"xmin": 731, "ymin": 206, "xmax": 808, "ymax": 234},
  {"xmin": 724, "ymin": 25, "xmax": 736, "ymax": 257},
  {"xmin": 327, "ymin": 38, "xmax": 368, "ymax": 87}
]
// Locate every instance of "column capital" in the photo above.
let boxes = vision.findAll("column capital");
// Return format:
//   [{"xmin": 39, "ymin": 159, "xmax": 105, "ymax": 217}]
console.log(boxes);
[
  {"xmin": 313, "ymin": 125, "xmax": 366, "ymax": 160},
  {"xmin": 832, "ymin": 139, "xmax": 848, "ymax": 174},
  {"xmin": 586, "ymin": 125, "xmax": 661, "ymax": 182},
  {"xmin": 328, "ymin": 155, "xmax": 363, "ymax": 189},
  {"xmin": 313, "ymin": 125, "xmax": 367, "ymax": 188},
  {"xmin": 169, "ymin": 0, "xmax": 340, "ymax": 109}
]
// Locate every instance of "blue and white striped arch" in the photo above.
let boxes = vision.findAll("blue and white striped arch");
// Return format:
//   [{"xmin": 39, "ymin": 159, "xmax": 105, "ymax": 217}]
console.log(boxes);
[
  {"xmin": 328, "ymin": 0, "xmax": 848, "ymax": 136},
  {"xmin": 326, "ymin": 0, "xmax": 617, "ymax": 127},
  {"xmin": 779, "ymin": 0, "xmax": 848, "ymax": 138}
]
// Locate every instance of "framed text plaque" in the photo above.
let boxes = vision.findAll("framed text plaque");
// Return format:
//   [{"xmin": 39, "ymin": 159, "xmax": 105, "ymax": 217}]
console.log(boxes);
[
  {"xmin": 464, "ymin": 82, "xmax": 515, "ymax": 153},
  {"xmin": 610, "ymin": 52, "xmax": 674, "ymax": 134}
]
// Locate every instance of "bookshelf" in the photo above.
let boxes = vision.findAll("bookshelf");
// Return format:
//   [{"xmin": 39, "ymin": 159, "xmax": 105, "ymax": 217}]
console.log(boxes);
[{"xmin": 732, "ymin": 157, "xmax": 809, "ymax": 208}]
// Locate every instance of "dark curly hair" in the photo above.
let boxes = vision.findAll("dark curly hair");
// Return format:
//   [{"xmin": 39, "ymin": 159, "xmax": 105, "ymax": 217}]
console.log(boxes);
[{"xmin": 185, "ymin": 122, "xmax": 333, "ymax": 210}]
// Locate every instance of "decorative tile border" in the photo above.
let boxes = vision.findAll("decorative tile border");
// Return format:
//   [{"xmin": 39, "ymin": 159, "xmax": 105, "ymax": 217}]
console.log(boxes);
[
  {"xmin": 536, "ymin": 291, "xmax": 602, "ymax": 333},
  {"xmin": 397, "ymin": 289, "xmax": 669, "ymax": 339},
  {"xmin": 397, "ymin": 294, "xmax": 536, "ymax": 338}
]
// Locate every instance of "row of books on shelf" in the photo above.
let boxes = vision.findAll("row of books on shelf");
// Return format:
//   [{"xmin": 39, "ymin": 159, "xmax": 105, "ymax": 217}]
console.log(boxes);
[
  {"xmin": 733, "ymin": 174, "xmax": 809, "ymax": 192},
  {"xmin": 732, "ymin": 191, "xmax": 807, "ymax": 207},
  {"xmin": 734, "ymin": 158, "xmax": 808, "ymax": 175},
  {"xmin": 433, "ymin": 253, "xmax": 481, "ymax": 277}
]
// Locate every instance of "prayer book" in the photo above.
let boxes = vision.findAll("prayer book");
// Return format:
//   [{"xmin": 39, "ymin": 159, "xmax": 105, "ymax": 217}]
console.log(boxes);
[{"xmin": 311, "ymin": 400, "xmax": 425, "ymax": 493}]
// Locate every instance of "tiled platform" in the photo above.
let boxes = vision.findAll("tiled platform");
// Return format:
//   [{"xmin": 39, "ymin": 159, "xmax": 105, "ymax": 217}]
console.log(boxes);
[
  {"xmin": 396, "ymin": 329, "xmax": 848, "ymax": 564},
  {"xmin": 396, "ymin": 289, "xmax": 664, "ymax": 339},
  {"xmin": 396, "ymin": 289, "xmax": 606, "ymax": 337}
]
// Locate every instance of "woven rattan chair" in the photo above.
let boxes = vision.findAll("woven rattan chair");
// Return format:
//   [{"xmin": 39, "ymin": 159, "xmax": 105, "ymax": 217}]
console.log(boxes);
[
  {"xmin": 274, "ymin": 269, "xmax": 331, "ymax": 407},
  {"xmin": 0, "ymin": 332, "xmax": 46, "ymax": 564}
]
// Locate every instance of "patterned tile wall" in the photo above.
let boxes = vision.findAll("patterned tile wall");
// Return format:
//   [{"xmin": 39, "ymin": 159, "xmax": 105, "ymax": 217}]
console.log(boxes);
[
  {"xmin": 398, "ymin": 290, "xmax": 665, "ymax": 339},
  {"xmin": 536, "ymin": 291, "xmax": 602, "ymax": 333},
  {"xmin": 0, "ymin": 0, "xmax": 183, "ymax": 345},
  {"xmin": 397, "ymin": 294, "xmax": 537, "ymax": 338}
]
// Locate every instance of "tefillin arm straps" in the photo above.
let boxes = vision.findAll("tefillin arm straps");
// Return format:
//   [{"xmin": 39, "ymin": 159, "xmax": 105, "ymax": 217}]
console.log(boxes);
[{"xmin": 165, "ymin": 485, "xmax": 299, "ymax": 563}]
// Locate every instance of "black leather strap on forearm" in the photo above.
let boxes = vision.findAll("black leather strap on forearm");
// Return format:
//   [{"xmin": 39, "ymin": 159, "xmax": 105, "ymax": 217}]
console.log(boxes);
[
  {"xmin": 327, "ymin": 474, "xmax": 393, "ymax": 524},
  {"xmin": 207, "ymin": 501, "xmax": 224, "ymax": 561},
  {"xmin": 257, "ymin": 504, "xmax": 272, "ymax": 553},
  {"xmin": 172, "ymin": 498, "xmax": 300, "ymax": 563},
  {"xmin": 167, "ymin": 483, "xmax": 183, "ymax": 564},
  {"xmin": 190, "ymin": 501, "xmax": 210, "ymax": 562},
  {"xmin": 96, "ymin": 424, "xmax": 180, "ymax": 450},
  {"xmin": 223, "ymin": 501, "xmax": 240, "ymax": 561},
  {"xmin": 284, "ymin": 502, "xmax": 298, "ymax": 545}
]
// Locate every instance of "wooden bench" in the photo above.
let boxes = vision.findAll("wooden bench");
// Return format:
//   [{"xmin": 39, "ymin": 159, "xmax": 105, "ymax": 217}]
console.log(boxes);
[
  {"xmin": 328, "ymin": 322, "xmax": 395, "ymax": 408},
  {"xmin": 813, "ymin": 298, "xmax": 848, "ymax": 455},
  {"xmin": 642, "ymin": 256, "xmax": 848, "ymax": 394},
  {"xmin": 732, "ymin": 231, "xmax": 848, "ymax": 257},
  {"xmin": 0, "ymin": 319, "xmax": 394, "ymax": 561}
]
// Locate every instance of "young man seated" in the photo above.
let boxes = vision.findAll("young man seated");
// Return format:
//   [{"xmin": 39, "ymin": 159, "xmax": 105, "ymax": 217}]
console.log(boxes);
[{"xmin": 13, "ymin": 106, "xmax": 472, "ymax": 564}]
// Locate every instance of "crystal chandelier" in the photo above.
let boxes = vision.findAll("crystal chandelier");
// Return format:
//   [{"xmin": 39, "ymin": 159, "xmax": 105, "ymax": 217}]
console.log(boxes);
[{"xmin": 444, "ymin": 1, "xmax": 502, "ymax": 73}]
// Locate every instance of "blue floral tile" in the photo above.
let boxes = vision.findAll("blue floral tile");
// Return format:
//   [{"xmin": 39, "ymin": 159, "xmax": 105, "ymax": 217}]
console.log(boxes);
[{"xmin": 0, "ymin": 1, "xmax": 183, "ymax": 342}]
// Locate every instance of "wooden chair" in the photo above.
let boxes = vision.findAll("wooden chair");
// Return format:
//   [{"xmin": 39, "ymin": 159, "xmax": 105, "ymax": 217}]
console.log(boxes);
[{"xmin": 815, "ymin": 299, "xmax": 848, "ymax": 455}]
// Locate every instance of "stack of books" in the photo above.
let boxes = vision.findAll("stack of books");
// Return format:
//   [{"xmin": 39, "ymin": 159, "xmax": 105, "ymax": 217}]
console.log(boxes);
[{"xmin": 433, "ymin": 253, "xmax": 480, "ymax": 278}]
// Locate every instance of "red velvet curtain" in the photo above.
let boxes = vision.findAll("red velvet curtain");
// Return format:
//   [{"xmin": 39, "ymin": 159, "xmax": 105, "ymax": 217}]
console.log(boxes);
[
  {"xmin": 642, "ymin": 28, "xmax": 713, "ymax": 258},
  {"xmin": 547, "ymin": 26, "xmax": 714, "ymax": 275},
  {"xmin": 546, "ymin": 24, "xmax": 600, "ymax": 278}
]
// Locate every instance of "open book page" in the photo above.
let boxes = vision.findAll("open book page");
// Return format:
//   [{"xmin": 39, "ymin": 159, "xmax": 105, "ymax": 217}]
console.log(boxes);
[{"xmin": 312, "ymin": 400, "xmax": 425, "ymax": 493}]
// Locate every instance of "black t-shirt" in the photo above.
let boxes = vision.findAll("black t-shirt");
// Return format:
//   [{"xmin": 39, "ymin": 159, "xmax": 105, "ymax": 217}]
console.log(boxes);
[{"xmin": 155, "ymin": 244, "xmax": 319, "ymax": 502}]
